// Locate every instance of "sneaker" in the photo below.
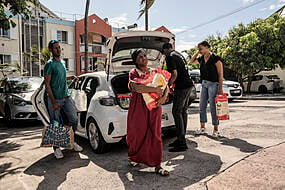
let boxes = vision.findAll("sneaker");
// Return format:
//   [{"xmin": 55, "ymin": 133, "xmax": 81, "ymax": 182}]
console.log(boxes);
[
  {"xmin": 73, "ymin": 142, "xmax": 83, "ymax": 152},
  {"xmin": 195, "ymin": 128, "xmax": 206, "ymax": 135},
  {"xmin": 54, "ymin": 148, "xmax": 64, "ymax": 159},
  {"xmin": 212, "ymin": 130, "xmax": 221, "ymax": 138},
  {"xmin": 169, "ymin": 144, "xmax": 188, "ymax": 152}
]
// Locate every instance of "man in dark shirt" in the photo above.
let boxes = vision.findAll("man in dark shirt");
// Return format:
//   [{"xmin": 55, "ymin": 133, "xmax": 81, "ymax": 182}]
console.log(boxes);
[{"xmin": 162, "ymin": 43, "xmax": 193, "ymax": 152}]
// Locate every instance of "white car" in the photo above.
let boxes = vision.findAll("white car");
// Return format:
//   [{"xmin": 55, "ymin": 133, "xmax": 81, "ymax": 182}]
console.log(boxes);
[
  {"xmin": 32, "ymin": 31, "xmax": 175, "ymax": 153},
  {"xmin": 189, "ymin": 70, "xmax": 243, "ymax": 100},
  {"xmin": 243, "ymin": 74, "xmax": 283, "ymax": 93}
]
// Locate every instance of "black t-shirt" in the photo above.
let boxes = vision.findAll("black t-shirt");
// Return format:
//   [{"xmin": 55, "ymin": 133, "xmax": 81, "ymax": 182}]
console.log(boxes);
[
  {"xmin": 166, "ymin": 50, "xmax": 193, "ymax": 89},
  {"xmin": 198, "ymin": 54, "xmax": 221, "ymax": 82}
]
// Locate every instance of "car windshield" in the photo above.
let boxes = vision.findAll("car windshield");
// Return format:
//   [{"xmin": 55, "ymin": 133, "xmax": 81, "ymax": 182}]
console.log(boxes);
[
  {"xmin": 112, "ymin": 49, "xmax": 160, "ymax": 62},
  {"xmin": 7, "ymin": 77, "xmax": 43, "ymax": 93},
  {"xmin": 267, "ymin": 75, "xmax": 280, "ymax": 80}
]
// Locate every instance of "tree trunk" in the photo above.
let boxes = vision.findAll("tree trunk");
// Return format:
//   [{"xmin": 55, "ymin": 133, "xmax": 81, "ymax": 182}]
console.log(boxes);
[
  {"xmin": 145, "ymin": 1, "xmax": 148, "ymax": 31},
  {"xmin": 247, "ymin": 74, "xmax": 253, "ymax": 93},
  {"xmin": 84, "ymin": 0, "xmax": 90, "ymax": 73}
]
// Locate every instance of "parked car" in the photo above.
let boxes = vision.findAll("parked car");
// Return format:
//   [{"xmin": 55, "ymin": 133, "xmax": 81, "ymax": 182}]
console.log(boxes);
[
  {"xmin": 32, "ymin": 31, "xmax": 179, "ymax": 154},
  {"xmin": 189, "ymin": 70, "xmax": 243, "ymax": 100},
  {"xmin": 243, "ymin": 74, "xmax": 283, "ymax": 93},
  {"xmin": 0, "ymin": 76, "xmax": 43, "ymax": 125}
]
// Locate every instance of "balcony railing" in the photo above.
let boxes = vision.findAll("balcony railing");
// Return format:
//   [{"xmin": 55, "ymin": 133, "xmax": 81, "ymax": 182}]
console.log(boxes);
[{"xmin": 80, "ymin": 43, "xmax": 107, "ymax": 54}]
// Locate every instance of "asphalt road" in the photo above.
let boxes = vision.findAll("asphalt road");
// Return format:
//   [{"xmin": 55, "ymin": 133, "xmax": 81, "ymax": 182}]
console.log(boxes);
[{"xmin": 0, "ymin": 99, "xmax": 285, "ymax": 190}]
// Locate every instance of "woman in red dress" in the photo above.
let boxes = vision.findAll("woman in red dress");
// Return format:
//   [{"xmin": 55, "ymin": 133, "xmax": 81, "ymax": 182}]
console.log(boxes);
[{"xmin": 127, "ymin": 49, "xmax": 169, "ymax": 176}]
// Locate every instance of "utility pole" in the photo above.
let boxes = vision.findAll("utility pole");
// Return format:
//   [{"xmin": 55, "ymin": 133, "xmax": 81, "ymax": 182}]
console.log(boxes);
[
  {"xmin": 37, "ymin": 8, "xmax": 41, "ymax": 76},
  {"xmin": 145, "ymin": 0, "xmax": 149, "ymax": 31},
  {"xmin": 84, "ymin": 0, "xmax": 90, "ymax": 73},
  {"xmin": 18, "ymin": 15, "xmax": 23, "ymax": 75}
]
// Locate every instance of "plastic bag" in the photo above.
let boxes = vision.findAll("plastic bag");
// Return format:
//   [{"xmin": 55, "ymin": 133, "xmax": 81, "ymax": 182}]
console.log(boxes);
[
  {"xmin": 215, "ymin": 93, "xmax": 230, "ymax": 120},
  {"xmin": 70, "ymin": 89, "xmax": 87, "ymax": 112}
]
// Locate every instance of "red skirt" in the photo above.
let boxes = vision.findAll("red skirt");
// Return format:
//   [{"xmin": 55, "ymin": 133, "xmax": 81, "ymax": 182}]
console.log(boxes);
[{"xmin": 127, "ymin": 92, "xmax": 162, "ymax": 167}]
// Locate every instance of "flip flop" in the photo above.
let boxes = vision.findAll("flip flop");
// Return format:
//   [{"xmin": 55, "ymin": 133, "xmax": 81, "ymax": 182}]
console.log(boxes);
[{"xmin": 155, "ymin": 167, "xmax": 170, "ymax": 176}]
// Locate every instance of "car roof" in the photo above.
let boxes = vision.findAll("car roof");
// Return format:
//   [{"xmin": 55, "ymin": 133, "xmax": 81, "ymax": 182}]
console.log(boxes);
[
  {"xmin": 6, "ymin": 76, "xmax": 43, "ymax": 81},
  {"xmin": 78, "ymin": 71, "xmax": 112, "ymax": 78}
]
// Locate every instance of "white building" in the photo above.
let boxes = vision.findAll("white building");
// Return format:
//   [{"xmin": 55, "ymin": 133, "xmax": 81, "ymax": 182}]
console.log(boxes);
[{"xmin": 0, "ymin": 3, "xmax": 76, "ymax": 78}]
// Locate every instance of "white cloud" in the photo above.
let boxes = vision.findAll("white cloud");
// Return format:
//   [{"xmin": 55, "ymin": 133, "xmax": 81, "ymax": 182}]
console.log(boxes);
[
  {"xmin": 243, "ymin": 0, "xmax": 256, "ymax": 4},
  {"xmin": 259, "ymin": 1, "xmax": 284, "ymax": 12},
  {"xmin": 109, "ymin": 13, "xmax": 129, "ymax": 28},
  {"xmin": 269, "ymin": 4, "xmax": 276, "ymax": 10},
  {"xmin": 175, "ymin": 40, "xmax": 197, "ymax": 52},
  {"xmin": 171, "ymin": 26, "xmax": 189, "ymax": 34}
]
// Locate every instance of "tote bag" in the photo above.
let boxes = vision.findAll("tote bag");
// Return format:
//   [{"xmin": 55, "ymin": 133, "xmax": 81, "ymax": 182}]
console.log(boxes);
[{"xmin": 41, "ymin": 114, "xmax": 74, "ymax": 149}]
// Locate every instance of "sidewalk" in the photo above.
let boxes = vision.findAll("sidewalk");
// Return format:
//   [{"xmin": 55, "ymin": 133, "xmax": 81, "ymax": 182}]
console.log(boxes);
[
  {"xmin": 206, "ymin": 142, "xmax": 285, "ymax": 190},
  {"xmin": 240, "ymin": 93, "xmax": 285, "ymax": 100}
]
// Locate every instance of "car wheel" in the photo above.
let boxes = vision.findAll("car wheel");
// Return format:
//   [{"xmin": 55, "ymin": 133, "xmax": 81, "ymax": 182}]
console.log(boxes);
[
  {"xmin": 86, "ymin": 118, "xmax": 111, "ymax": 154},
  {"xmin": 258, "ymin": 85, "xmax": 267, "ymax": 93},
  {"xmin": 4, "ymin": 106, "xmax": 13, "ymax": 127}
]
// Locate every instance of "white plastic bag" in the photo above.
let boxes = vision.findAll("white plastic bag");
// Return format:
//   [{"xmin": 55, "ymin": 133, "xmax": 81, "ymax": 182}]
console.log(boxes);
[{"xmin": 70, "ymin": 90, "xmax": 87, "ymax": 112}]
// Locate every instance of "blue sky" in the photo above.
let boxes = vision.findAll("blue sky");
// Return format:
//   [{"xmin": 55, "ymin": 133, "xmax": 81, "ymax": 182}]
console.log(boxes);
[{"xmin": 40, "ymin": 0, "xmax": 285, "ymax": 52}]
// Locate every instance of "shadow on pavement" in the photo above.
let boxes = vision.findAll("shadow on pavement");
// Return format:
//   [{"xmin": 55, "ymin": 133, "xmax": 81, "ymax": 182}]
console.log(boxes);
[
  {"xmin": 0, "ymin": 162, "xmax": 25, "ymax": 180},
  {"xmin": 78, "ymin": 136, "xmax": 222, "ymax": 190},
  {"xmin": 219, "ymin": 137, "xmax": 262, "ymax": 153},
  {"xmin": 188, "ymin": 131, "xmax": 263, "ymax": 153},
  {"xmin": 24, "ymin": 151, "xmax": 90, "ymax": 190},
  {"xmin": 0, "ymin": 140, "xmax": 22, "ymax": 154}
]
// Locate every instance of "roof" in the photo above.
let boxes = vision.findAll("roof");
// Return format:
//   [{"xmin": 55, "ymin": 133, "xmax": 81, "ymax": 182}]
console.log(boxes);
[{"xmin": 155, "ymin": 26, "xmax": 172, "ymax": 34}]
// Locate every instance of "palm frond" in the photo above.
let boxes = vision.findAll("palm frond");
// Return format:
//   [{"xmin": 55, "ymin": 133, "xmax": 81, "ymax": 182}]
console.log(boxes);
[{"xmin": 138, "ymin": 0, "xmax": 155, "ymax": 19}]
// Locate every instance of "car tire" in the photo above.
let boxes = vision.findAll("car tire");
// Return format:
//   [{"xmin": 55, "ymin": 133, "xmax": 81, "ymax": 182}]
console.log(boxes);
[
  {"xmin": 258, "ymin": 85, "xmax": 267, "ymax": 93},
  {"xmin": 4, "ymin": 106, "xmax": 14, "ymax": 127},
  {"xmin": 86, "ymin": 118, "xmax": 111, "ymax": 154}
]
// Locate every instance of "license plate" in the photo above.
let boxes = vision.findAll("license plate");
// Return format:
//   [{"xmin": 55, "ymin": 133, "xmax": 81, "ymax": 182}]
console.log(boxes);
[
  {"xmin": 233, "ymin": 90, "xmax": 240, "ymax": 93},
  {"xmin": 162, "ymin": 113, "xmax": 168, "ymax": 120}
]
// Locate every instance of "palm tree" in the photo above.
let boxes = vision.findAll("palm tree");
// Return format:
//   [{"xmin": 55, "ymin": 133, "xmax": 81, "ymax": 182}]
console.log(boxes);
[
  {"xmin": 84, "ymin": 0, "xmax": 90, "ymax": 73},
  {"xmin": 138, "ymin": 0, "xmax": 155, "ymax": 31}
]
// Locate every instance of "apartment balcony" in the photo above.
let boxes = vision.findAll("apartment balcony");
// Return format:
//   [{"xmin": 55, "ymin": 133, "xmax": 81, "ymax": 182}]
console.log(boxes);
[{"xmin": 79, "ymin": 43, "xmax": 107, "ymax": 54}]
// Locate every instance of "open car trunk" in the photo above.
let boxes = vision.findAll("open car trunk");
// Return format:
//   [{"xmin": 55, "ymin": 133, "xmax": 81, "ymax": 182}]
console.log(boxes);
[{"xmin": 111, "ymin": 74, "xmax": 131, "ymax": 110}]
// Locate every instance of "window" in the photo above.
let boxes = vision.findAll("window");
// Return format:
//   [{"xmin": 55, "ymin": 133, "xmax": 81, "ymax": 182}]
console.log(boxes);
[
  {"xmin": 63, "ymin": 58, "xmax": 69, "ymax": 71},
  {"xmin": 0, "ymin": 28, "xmax": 10, "ymax": 38},
  {"xmin": 0, "ymin": 54, "xmax": 11, "ymax": 64},
  {"xmin": 57, "ymin": 31, "xmax": 68, "ymax": 43},
  {"xmin": 252, "ymin": 75, "xmax": 263, "ymax": 81}
]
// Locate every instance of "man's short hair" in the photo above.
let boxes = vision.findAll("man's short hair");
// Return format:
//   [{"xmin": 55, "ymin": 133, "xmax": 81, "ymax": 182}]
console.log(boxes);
[
  {"xmin": 162, "ymin": 43, "xmax": 173, "ymax": 51},
  {"xmin": 48, "ymin": 40, "xmax": 59, "ymax": 49}
]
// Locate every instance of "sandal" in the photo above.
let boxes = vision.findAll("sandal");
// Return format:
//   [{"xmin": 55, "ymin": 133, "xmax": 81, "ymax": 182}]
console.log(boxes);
[
  {"xmin": 155, "ymin": 167, "xmax": 170, "ymax": 176},
  {"xmin": 128, "ymin": 161, "xmax": 141, "ymax": 167}
]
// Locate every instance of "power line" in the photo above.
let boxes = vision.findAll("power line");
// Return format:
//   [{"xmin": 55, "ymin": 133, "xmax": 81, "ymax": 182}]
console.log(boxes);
[{"xmin": 176, "ymin": 0, "xmax": 267, "ymax": 35}]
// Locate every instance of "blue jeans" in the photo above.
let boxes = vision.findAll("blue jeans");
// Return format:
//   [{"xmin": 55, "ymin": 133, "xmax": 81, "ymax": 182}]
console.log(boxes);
[
  {"xmin": 199, "ymin": 80, "xmax": 219, "ymax": 126},
  {"xmin": 47, "ymin": 96, "xmax": 78, "ymax": 131}
]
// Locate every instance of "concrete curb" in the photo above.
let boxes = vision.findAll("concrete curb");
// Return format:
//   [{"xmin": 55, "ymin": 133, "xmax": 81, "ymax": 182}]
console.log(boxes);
[{"xmin": 240, "ymin": 96, "xmax": 285, "ymax": 101}]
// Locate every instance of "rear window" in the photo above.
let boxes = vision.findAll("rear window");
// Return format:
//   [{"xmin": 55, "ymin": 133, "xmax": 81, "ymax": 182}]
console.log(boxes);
[{"xmin": 266, "ymin": 75, "xmax": 280, "ymax": 80}]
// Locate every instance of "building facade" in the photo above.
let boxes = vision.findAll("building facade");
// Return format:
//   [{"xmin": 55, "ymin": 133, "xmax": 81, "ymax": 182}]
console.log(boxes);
[
  {"xmin": 75, "ymin": 14, "xmax": 111, "ymax": 75},
  {"xmin": 0, "ymin": 3, "xmax": 77, "ymax": 78}
]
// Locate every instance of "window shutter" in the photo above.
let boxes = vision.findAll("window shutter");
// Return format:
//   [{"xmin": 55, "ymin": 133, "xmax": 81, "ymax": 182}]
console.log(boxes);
[
  {"xmin": 68, "ymin": 31, "xmax": 74, "ymax": 45},
  {"xmin": 51, "ymin": 30, "xmax": 57, "ymax": 40},
  {"xmin": 68, "ymin": 58, "xmax": 75, "ymax": 71}
]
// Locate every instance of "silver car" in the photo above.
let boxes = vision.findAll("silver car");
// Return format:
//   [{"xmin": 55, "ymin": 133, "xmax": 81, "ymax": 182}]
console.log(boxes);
[{"xmin": 0, "ymin": 76, "xmax": 43, "ymax": 125}]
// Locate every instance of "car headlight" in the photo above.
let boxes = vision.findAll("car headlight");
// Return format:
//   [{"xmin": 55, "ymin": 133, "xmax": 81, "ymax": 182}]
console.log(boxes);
[
  {"xmin": 223, "ymin": 84, "xmax": 228, "ymax": 88},
  {"xmin": 99, "ymin": 96, "xmax": 117, "ymax": 106},
  {"xmin": 12, "ymin": 97, "xmax": 27, "ymax": 106}
]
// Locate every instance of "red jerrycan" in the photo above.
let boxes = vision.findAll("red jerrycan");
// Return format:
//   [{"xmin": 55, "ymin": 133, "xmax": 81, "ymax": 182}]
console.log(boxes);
[{"xmin": 215, "ymin": 93, "xmax": 230, "ymax": 121}]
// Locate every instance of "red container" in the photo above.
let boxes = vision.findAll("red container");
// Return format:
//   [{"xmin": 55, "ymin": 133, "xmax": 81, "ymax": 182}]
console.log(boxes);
[{"xmin": 215, "ymin": 93, "xmax": 230, "ymax": 121}]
